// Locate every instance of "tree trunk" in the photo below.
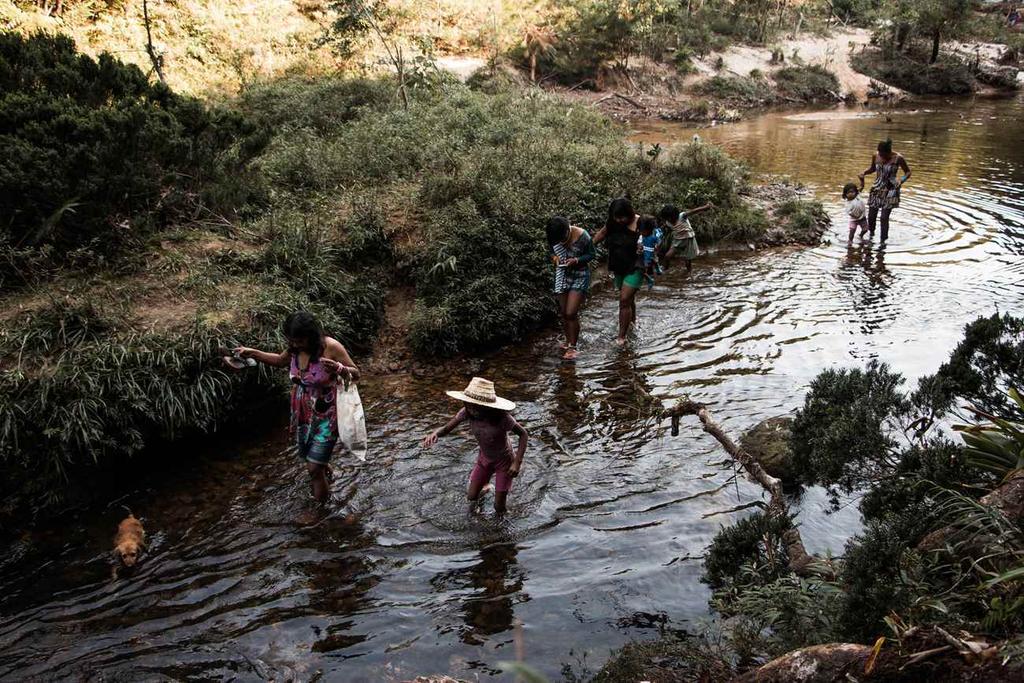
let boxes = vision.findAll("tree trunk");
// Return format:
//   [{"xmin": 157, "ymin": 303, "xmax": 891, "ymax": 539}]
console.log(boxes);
[
  {"xmin": 662, "ymin": 399, "xmax": 818, "ymax": 576},
  {"xmin": 897, "ymin": 24, "xmax": 910, "ymax": 53},
  {"xmin": 143, "ymin": 0, "xmax": 166, "ymax": 84},
  {"xmin": 931, "ymin": 28, "xmax": 941, "ymax": 64}
]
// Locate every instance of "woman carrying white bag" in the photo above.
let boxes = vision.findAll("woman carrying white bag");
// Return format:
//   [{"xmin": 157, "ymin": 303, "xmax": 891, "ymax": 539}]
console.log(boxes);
[
  {"xmin": 336, "ymin": 376, "xmax": 367, "ymax": 462},
  {"xmin": 228, "ymin": 311, "xmax": 363, "ymax": 503}
]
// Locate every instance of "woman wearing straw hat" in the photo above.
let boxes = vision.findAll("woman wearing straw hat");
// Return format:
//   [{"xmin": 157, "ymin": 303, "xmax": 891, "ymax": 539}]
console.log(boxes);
[{"xmin": 422, "ymin": 377, "xmax": 528, "ymax": 516}]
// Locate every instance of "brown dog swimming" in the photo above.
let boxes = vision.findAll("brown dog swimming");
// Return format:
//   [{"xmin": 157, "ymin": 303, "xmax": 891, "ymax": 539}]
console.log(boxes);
[{"xmin": 114, "ymin": 513, "xmax": 145, "ymax": 571}]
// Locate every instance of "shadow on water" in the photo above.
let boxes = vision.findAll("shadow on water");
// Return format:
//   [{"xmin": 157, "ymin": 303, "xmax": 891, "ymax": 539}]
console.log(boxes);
[{"xmin": 3, "ymin": 95, "xmax": 1024, "ymax": 681}]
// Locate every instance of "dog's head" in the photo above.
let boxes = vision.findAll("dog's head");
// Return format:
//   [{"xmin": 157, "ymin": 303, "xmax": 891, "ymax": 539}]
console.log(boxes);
[{"xmin": 117, "ymin": 540, "xmax": 141, "ymax": 567}]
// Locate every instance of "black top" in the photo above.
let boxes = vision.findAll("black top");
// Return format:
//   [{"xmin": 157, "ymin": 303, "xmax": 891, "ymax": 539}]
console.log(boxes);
[{"xmin": 605, "ymin": 225, "xmax": 641, "ymax": 276}]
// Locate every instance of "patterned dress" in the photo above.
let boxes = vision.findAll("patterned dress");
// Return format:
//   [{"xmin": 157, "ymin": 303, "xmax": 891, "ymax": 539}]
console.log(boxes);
[
  {"xmin": 868, "ymin": 153, "xmax": 903, "ymax": 210},
  {"xmin": 289, "ymin": 353, "xmax": 339, "ymax": 464},
  {"xmin": 552, "ymin": 229, "xmax": 596, "ymax": 294}
]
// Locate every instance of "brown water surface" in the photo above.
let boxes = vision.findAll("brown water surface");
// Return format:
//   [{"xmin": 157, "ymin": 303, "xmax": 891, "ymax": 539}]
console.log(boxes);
[{"xmin": 2, "ymin": 97, "xmax": 1024, "ymax": 681}]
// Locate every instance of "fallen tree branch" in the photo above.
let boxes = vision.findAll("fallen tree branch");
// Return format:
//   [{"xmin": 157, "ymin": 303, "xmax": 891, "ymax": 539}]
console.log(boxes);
[
  {"xmin": 612, "ymin": 91, "xmax": 645, "ymax": 109},
  {"xmin": 662, "ymin": 398, "xmax": 816, "ymax": 575}
]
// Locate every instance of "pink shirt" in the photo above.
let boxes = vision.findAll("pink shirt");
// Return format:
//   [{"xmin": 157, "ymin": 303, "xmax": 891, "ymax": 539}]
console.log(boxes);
[{"xmin": 455, "ymin": 408, "xmax": 518, "ymax": 461}]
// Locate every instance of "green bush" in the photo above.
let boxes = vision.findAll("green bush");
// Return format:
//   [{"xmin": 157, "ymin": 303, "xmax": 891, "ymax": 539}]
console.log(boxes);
[
  {"xmin": 773, "ymin": 65, "xmax": 840, "ymax": 101},
  {"xmin": 0, "ymin": 31, "xmax": 263, "ymax": 276},
  {"xmin": 697, "ymin": 74, "xmax": 775, "ymax": 105},
  {"xmin": 914, "ymin": 313, "xmax": 1024, "ymax": 421},
  {"xmin": 703, "ymin": 511, "xmax": 792, "ymax": 589},
  {"xmin": 789, "ymin": 361, "xmax": 909, "ymax": 505},
  {"xmin": 851, "ymin": 49, "xmax": 975, "ymax": 95},
  {"xmin": 239, "ymin": 78, "xmax": 765, "ymax": 356}
]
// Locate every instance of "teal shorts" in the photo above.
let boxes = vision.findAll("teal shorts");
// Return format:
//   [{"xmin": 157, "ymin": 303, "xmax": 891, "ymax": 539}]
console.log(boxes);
[{"xmin": 613, "ymin": 269, "xmax": 644, "ymax": 290}]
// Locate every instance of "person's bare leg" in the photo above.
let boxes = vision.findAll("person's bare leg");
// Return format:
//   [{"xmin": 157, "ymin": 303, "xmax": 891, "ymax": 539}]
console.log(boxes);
[
  {"xmin": 494, "ymin": 491, "xmax": 509, "ymax": 517},
  {"xmin": 868, "ymin": 206, "xmax": 879, "ymax": 238},
  {"xmin": 307, "ymin": 462, "xmax": 329, "ymax": 503},
  {"xmin": 467, "ymin": 476, "xmax": 489, "ymax": 512},
  {"xmin": 565, "ymin": 291, "xmax": 584, "ymax": 347},
  {"xmin": 557, "ymin": 292, "xmax": 569, "ymax": 348},
  {"xmin": 618, "ymin": 284, "xmax": 638, "ymax": 343}
]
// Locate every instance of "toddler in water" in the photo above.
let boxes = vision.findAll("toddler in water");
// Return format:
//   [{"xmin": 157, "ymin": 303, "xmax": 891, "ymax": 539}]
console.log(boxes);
[
  {"xmin": 422, "ymin": 377, "xmax": 528, "ymax": 517},
  {"xmin": 843, "ymin": 182, "xmax": 868, "ymax": 241},
  {"xmin": 637, "ymin": 215, "xmax": 662, "ymax": 290}
]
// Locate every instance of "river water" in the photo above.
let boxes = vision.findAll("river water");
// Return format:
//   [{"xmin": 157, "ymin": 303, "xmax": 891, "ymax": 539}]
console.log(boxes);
[{"xmin": 2, "ymin": 96, "xmax": 1023, "ymax": 682}]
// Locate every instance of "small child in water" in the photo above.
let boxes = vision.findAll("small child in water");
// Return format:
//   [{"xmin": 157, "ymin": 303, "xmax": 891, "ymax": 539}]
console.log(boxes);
[
  {"xmin": 843, "ymin": 182, "xmax": 868, "ymax": 241},
  {"xmin": 637, "ymin": 215, "xmax": 662, "ymax": 290},
  {"xmin": 657, "ymin": 203, "xmax": 713, "ymax": 271},
  {"xmin": 421, "ymin": 377, "xmax": 528, "ymax": 517}
]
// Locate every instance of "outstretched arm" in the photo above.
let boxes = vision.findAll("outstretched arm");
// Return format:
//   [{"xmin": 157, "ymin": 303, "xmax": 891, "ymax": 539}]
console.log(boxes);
[
  {"xmin": 591, "ymin": 225, "xmax": 608, "ymax": 244},
  {"xmin": 422, "ymin": 410, "xmax": 466, "ymax": 447},
  {"xmin": 234, "ymin": 347, "xmax": 290, "ymax": 368},
  {"xmin": 682, "ymin": 203, "xmax": 714, "ymax": 218},
  {"xmin": 858, "ymin": 155, "xmax": 877, "ymax": 182}
]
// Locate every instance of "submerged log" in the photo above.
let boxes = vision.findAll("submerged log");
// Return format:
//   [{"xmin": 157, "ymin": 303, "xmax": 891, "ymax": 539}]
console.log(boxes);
[
  {"xmin": 734, "ymin": 643, "xmax": 876, "ymax": 682},
  {"xmin": 662, "ymin": 398, "xmax": 818, "ymax": 576}
]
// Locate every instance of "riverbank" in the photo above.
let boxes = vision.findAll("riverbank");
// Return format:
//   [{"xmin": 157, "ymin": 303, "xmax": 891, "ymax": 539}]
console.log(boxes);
[
  {"xmin": 2, "ymin": 92, "xmax": 1023, "ymax": 681},
  {"xmin": 533, "ymin": 26, "xmax": 1021, "ymax": 125},
  {"xmin": 0, "ymin": 36, "xmax": 828, "ymax": 528}
]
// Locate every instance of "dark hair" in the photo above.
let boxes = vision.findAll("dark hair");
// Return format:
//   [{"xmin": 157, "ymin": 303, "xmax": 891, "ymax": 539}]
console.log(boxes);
[
  {"xmin": 282, "ymin": 311, "xmax": 324, "ymax": 359},
  {"xmin": 658, "ymin": 204, "xmax": 680, "ymax": 223},
  {"xmin": 877, "ymin": 139, "xmax": 893, "ymax": 155},
  {"xmin": 464, "ymin": 401, "xmax": 506, "ymax": 423},
  {"xmin": 545, "ymin": 216, "xmax": 571, "ymax": 247},
  {"xmin": 637, "ymin": 215, "xmax": 658, "ymax": 235},
  {"xmin": 843, "ymin": 182, "xmax": 859, "ymax": 197},
  {"xmin": 605, "ymin": 197, "xmax": 636, "ymax": 231}
]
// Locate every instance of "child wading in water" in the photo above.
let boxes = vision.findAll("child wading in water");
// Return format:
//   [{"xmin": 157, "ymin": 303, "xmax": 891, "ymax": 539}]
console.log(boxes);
[
  {"xmin": 637, "ymin": 215, "xmax": 662, "ymax": 290},
  {"xmin": 657, "ymin": 203, "xmax": 713, "ymax": 271},
  {"xmin": 422, "ymin": 377, "xmax": 528, "ymax": 516},
  {"xmin": 843, "ymin": 182, "xmax": 868, "ymax": 242}
]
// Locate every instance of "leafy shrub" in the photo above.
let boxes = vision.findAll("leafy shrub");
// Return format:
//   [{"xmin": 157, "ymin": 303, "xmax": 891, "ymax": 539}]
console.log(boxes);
[
  {"xmin": 704, "ymin": 511, "xmax": 792, "ymax": 589},
  {"xmin": 851, "ymin": 49, "xmax": 975, "ymax": 95},
  {"xmin": 241, "ymin": 79, "xmax": 765, "ymax": 356},
  {"xmin": 697, "ymin": 74, "xmax": 775, "ymax": 105},
  {"xmin": 914, "ymin": 313, "xmax": 1024, "ymax": 421},
  {"xmin": 673, "ymin": 47, "xmax": 697, "ymax": 74},
  {"xmin": 839, "ymin": 512, "xmax": 928, "ymax": 641},
  {"xmin": 715, "ymin": 574, "xmax": 844, "ymax": 658},
  {"xmin": 773, "ymin": 65, "xmax": 840, "ymax": 101},
  {"xmin": 790, "ymin": 361, "xmax": 909, "ymax": 505},
  {"xmin": 0, "ymin": 31, "xmax": 263, "ymax": 275}
]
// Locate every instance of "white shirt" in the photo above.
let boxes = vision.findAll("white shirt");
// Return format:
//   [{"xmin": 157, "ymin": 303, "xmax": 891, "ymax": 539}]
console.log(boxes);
[{"xmin": 845, "ymin": 197, "xmax": 867, "ymax": 220}]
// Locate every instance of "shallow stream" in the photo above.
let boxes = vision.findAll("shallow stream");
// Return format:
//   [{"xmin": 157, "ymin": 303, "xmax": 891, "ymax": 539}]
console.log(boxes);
[{"xmin": 2, "ymin": 96, "xmax": 1024, "ymax": 681}]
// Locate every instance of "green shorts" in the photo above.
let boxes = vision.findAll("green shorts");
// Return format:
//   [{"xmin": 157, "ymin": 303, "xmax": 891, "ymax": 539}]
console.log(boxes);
[{"xmin": 613, "ymin": 269, "xmax": 644, "ymax": 290}]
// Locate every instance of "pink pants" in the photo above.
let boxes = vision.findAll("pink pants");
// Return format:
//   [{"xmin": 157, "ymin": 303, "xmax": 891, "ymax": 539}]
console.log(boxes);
[{"xmin": 469, "ymin": 453, "xmax": 513, "ymax": 492}]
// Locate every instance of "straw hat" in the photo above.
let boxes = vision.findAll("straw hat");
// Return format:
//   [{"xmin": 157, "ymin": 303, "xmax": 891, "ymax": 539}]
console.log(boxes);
[{"xmin": 446, "ymin": 377, "xmax": 516, "ymax": 411}]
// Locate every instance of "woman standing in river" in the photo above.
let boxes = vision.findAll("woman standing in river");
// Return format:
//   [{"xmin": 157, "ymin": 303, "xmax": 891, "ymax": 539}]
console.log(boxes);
[
  {"xmin": 546, "ymin": 216, "xmax": 595, "ymax": 361},
  {"xmin": 593, "ymin": 197, "xmax": 644, "ymax": 345},
  {"xmin": 231, "ymin": 311, "xmax": 360, "ymax": 504},
  {"xmin": 859, "ymin": 139, "xmax": 912, "ymax": 243}
]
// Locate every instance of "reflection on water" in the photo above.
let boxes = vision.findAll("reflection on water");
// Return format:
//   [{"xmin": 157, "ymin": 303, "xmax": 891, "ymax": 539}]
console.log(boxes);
[{"xmin": 3, "ymin": 96, "xmax": 1024, "ymax": 681}]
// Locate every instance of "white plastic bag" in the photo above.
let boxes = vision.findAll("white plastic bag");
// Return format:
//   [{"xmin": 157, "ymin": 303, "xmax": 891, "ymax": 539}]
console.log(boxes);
[{"xmin": 336, "ymin": 381, "xmax": 367, "ymax": 461}]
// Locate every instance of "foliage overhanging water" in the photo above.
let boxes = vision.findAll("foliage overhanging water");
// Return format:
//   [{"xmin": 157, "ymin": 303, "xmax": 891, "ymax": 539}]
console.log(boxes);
[{"xmin": 2, "ymin": 96, "xmax": 1024, "ymax": 681}]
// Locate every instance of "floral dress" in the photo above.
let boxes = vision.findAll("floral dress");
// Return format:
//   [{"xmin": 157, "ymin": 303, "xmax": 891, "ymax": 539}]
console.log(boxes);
[
  {"xmin": 868, "ymin": 153, "xmax": 903, "ymax": 210},
  {"xmin": 289, "ymin": 354, "xmax": 339, "ymax": 465}
]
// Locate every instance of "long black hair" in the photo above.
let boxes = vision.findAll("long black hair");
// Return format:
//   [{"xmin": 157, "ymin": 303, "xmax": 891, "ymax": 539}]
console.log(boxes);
[
  {"xmin": 545, "ymin": 216, "xmax": 571, "ymax": 247},
  {"xmin": 605, "ymin": 197, "xmax": 636, "ymax": 232},
  {"xmin": 282, "ymin": 311, "xmax": 324, "ymax": 359},
  {"xmin": 877, "ymin": 138, "xmax": 893, "ymax": 155}
]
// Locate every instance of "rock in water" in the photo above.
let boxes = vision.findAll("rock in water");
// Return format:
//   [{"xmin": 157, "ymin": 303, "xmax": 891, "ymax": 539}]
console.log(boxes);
[{"xmin": 740, "ymin": 416, "xmax": 796, "ymax": 483}]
